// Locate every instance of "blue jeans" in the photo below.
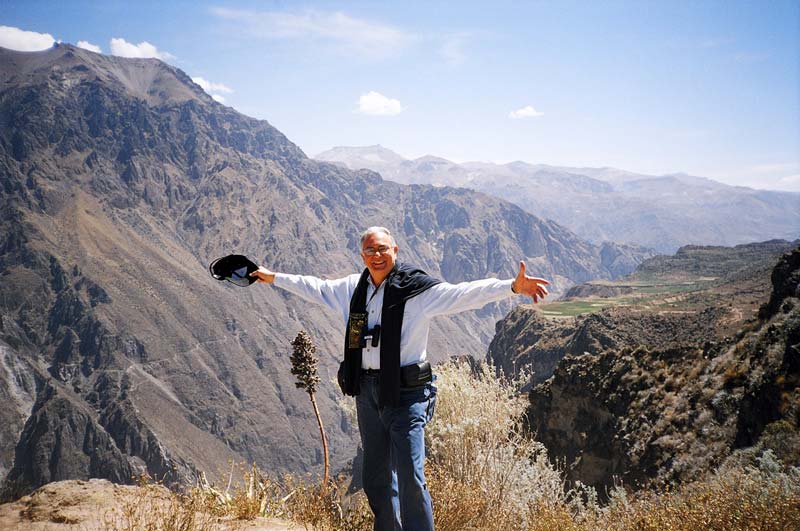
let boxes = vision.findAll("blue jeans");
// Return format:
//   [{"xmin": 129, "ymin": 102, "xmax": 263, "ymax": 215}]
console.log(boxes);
[{"xmin": 356, "ymin": 373, "xmax": 437, "ymax": 531}]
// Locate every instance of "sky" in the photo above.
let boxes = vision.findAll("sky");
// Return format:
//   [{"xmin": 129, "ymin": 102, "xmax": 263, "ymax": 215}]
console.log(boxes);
[{"xmin": 2, "ymin": 0, "xmax": 799, "ymax": 192}]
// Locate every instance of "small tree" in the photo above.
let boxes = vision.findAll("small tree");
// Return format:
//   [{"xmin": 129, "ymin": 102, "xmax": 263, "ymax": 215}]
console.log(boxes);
[{"xmin": 290, "ymin": 330, "xmax": 329, "ymax": 492}]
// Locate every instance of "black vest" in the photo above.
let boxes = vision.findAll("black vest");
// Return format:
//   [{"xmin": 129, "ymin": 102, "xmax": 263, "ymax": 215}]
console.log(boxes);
[{"xmin": 341, "ymin": 263, "xmax": 440, "ymax": 407}]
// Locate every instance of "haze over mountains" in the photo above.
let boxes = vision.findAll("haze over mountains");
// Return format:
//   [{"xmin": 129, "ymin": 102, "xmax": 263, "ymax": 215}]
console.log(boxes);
[
  {"xmin": 315, "ymin": 145, "xmax": 800, "ymax": 253},
  {"xmin": 0, "ymin": 44, "xmax": 652, "ymax": 497}
]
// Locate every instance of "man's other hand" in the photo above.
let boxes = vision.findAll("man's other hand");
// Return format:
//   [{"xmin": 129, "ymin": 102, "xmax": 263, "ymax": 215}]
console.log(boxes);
[
  {"xmin": 511, "ymin": 261, "xmax": 549, "ymax": 303},
  {"xmin": 250, "ymin": 266, "xmax": 276, "ymax": 284}
]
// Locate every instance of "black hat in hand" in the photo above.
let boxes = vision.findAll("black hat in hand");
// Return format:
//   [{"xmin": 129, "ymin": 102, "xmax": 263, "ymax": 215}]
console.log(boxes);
[{"xmin": 209, "ymin": 254, "xmax": 260, "ymax": 287}]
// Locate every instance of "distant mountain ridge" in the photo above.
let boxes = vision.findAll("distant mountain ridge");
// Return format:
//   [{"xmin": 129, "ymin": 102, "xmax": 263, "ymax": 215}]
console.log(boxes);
[
  {"xmin": 0, "ymin": 44, "xmax": 650, "ymax": 498},
  {"xmin": 315, "ymin": 146, "xmax": 800, "ymax": 253}
]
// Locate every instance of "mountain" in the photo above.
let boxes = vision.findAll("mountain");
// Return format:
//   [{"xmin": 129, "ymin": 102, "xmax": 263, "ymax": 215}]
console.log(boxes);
[
  {"xmin": 489, "ymin": 239, "xmax": 796, "ymax": 385},
  {"xmin": 314, "ymin": 146, "xmax": 800, "ymax": 254},
  {"xmin": 319, "ymin": 145, "xmax": 406, "ymax": 173},
  {"xmin": 0, "ymin": 44, "xmax": 650, "ymax": 499},
  {"xmin": 630, "ymin": 239, "xmax": 800, "ymax": 279},
  {"xmin": 486, "ymin": 242, "xmax": 799, "ymax": 493}
]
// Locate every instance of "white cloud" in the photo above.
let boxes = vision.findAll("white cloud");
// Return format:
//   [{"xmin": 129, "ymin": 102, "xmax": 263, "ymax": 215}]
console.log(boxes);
[
  {"xmin": 509, "ymin": 105, "xmax": 544, "ymax": 119},
  {"xmin": 0, "ymin": 25, "xmax": 55, "ymax": 51},
  {"xmin": 738, "ymin": 173, "xmax": 800, "ymax": 192},
  {"xmin": 778, "ymin": 174, "xmax": 800, "ymax": 186},
  {"xmin": 192, "ymin": 77, "xmax": 233, "ymax": 104},
  {"xmin": 752, "ymin": 164, "xmax": 800, "ymax": 191},
  {"xmin": 357, "ymin": 91, "xmax": 403, "ymax": 116},
  {"xmin": 720, "ymin": 163, "xmax": 800, "ymax": 191},
  {"xmin": 211, "ymin": 7, "xmax": 413, "ymax": 59},
  {"xmin": 109, "ymin": 38, "xmax": 174, "ymax": 60},
  {"xmin": 191, "ymin": 77, "xmax": 234, "ymax": 94},
  {"xmin": 749, "ymin": 162, "xmax": 799, "ymax": 174},
  {"xmin": 77, "ymin": 40, "xmax": 102, "ymax": 53}
]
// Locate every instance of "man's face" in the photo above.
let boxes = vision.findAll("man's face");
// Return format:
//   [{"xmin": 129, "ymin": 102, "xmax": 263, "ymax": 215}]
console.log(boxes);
[{"xmin": 361, "ymin": 231, "xmax": 398, "ymax": 285}]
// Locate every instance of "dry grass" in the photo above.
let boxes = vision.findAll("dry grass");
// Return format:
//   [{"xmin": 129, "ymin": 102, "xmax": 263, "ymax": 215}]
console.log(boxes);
[
  {"xmin": 195, "ymin": 464, "xmax": 288, "ymax": 521},
  {"xmin": 280, "ymin": 476, "xmax": 372, "ymax": 531},
  {"xmin": 107, "ymin": 360, "xmax": 800, "ymax": 531},
  {"xmin": 195, "ymin": 464, "xmax": 372, "ymax": 531},
  {"xmin": 529, "ymin": 461, "xmax": 800, "ymax": 531},
  {"xmin": 104, "ymin": 475, "xmax": 237, "ymax": 531}
]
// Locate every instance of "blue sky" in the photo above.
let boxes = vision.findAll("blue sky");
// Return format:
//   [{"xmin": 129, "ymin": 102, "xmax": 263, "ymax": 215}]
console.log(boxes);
[{"xmin": 2, "ymin": 0, "xmax": 799, "ymax": 191}]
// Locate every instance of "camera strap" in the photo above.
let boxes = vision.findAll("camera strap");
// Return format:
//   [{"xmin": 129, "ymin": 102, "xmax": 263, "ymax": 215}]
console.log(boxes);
[{"xmin": 340, "ymin": 263, "xmax": 441, "ymax": 406}]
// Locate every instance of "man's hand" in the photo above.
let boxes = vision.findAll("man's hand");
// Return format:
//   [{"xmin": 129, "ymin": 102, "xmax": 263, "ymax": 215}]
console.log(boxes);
[
  {"xmin": 511, "ymin": 261, "xmax": 550, "ymax": 303},
  {"xmin": 250, "ymin": 266, "xmax": 276, "ymax": 284}
]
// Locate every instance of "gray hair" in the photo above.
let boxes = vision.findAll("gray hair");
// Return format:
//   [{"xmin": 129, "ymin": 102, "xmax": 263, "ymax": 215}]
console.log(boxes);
[{"xmin": 360, "ymin": 226, "xmax": 396, "ymax": 247}]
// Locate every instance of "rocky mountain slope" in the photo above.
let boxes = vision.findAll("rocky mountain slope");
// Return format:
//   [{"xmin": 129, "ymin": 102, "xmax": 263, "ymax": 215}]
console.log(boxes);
[
  {"xmin": 562, "ymin": 239, "xmax": 798, "ymax": 300},
  {"xmin": 630, "ymin": 240, "xmax": 798, "ymax": 280},
  {"xmin": 316, "ymin": 146, "xmax": 800, "ymax": 253},
  {"xmin": 488, "ymin": 243, "xmax": 799, "ymax": 493},
  {"xmin": 0, "ymin": 44, "xmax": 647, "ymax": 499},
  {"xmin": 489, "ymin": 240, "xmax": 795, "ymax": 383}
]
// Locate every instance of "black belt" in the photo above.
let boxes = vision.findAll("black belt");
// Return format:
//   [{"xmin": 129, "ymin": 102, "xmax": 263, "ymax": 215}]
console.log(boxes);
[{"xmin": 360, "ymin": 361, "xmax": 432, "ymax": 387}]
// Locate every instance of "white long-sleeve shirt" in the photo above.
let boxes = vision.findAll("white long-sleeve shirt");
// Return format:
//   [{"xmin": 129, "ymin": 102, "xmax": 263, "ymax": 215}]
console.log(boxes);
[{"xmin": 273, "ymin": 272, "xmax": 516, "ymax": 369}]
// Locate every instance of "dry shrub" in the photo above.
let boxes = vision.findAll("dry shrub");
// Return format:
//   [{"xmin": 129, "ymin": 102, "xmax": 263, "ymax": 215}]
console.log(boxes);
[
  {"xmin": 282, "ymin": 475, "xmax": 372, "ymax": 531},
  {"xmin": 195, "ymin": 464, "xmax": 287, "ymax": 520},
  {"xmin": 426, "ymin": 465, "xmax": 499, "ymax": 531},
  {"xmin": 425, "ymin": 360, "xmax": 564, "ymax": 530},
  {"xmin": 195, "ymin": 465, "xmax": 371, "ymax": 531},
  {"xmin": 528, "ymin": 454, "xmax": 800, "ymax": 531},
  {"xmin": 527, "ymin": 503, "xmax": 586, "ymax": 531},
  {"xmin": 619, "ymin": 465, "xmax": 800, "ymax": 531},
  {"xmin": 722, "ymin": 361, "xmax": 748, "ymax": 386}
]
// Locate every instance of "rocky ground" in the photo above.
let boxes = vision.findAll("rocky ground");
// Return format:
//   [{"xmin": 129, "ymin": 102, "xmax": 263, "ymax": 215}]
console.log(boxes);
[{"xmin": 0, "ymin": 479, "xmax": 298, "ymax": 531}]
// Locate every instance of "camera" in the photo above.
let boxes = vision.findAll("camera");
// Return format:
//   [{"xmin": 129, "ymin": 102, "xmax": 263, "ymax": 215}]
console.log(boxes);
[{"xmin": 362, "ymin": 324, "xmax": 381, "ymax": 348}]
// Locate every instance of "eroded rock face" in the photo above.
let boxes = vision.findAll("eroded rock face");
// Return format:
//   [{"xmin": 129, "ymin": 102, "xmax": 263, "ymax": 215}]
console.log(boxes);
[
  {"xmin": 3, "ymin": 383, "xmax": 133, "ymax": 501},
  {"xmin": 488, "ymin": 306, "xmax": 728, "ymax": 386},
  {"xmin": 522, "ymin": 247, "xmax": 800, "ymax": 494},
  {"xmin": 761, "ymin": 247, "xmax": 800, "ymax": 319},
  {"xmin": 487, "ymin": 309, "xmax": 567, "ymax": 384},
  {"xmin": 0, "ymin": 343, "xmax": 37, "ymax": 479}
]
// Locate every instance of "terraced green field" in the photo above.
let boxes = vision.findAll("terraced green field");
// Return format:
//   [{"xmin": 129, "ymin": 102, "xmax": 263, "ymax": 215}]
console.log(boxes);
[
  {"xmin": 540, "ymin": 240, "xmax": 794, "ymax": 319},
  {"xmin": 541, "ymin": 278, "xmax": 717, "ymax": 318},
  {"xmin": 540, "ymin": 299, "xmax": 621, "ymax": 318}
]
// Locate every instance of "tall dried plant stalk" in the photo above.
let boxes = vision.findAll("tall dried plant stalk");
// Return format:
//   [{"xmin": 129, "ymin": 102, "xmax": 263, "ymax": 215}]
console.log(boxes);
[{"xmin": 290, "ymin": 330, "xmax": 329, "ymax": 492}]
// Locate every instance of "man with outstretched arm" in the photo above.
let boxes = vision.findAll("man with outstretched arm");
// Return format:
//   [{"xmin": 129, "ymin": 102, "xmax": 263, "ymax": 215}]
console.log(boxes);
[{"xmin": 250, "ymin": 226, "xmax": 549, "ymax": 531}]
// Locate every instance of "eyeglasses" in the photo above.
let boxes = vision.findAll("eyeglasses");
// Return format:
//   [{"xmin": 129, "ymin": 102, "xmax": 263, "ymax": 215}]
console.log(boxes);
[{"xmin": 362, "ymin": 245, "xmax": 392, "ymax": 257}]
